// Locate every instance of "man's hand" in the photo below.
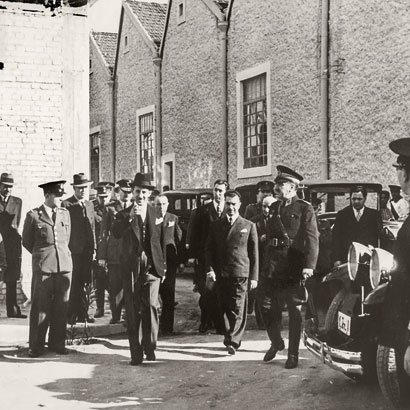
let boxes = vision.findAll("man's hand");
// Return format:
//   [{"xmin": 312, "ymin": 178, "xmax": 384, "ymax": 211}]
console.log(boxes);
[
  {"xmin": 250, "ymin": 280, "xmax": 258, "ymax": 290},
  {"xmin": 333, "ymin": 261, "xmax": 342, "ymax": 268},
  {"xmin": 193, "ymin": 284, "xmax": 199, "ymax": 293},
  {"xmin": 97, "ymin": 259, "xmax": 106, "ymax": 268},
  {"xmin": 302, "ymin": 268, "xmax": 313, "ymax": 279},
  {"xmin": 161, "ymin": 276, "xmax": 166, "ymax": 284},
  {"xmin": 260, "ymin": 234, "xmax": 267, "ymax": 242},
  {"xmin": 206, "ymin": 271, "xmax": 216, "ymax": 282},
  {"xmin": 404, "ymin": 346, "xmax": 410, "ymax": 376}
]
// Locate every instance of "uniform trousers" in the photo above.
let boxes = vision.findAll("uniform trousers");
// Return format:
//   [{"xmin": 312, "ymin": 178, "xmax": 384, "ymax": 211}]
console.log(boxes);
[
  {"xmin": 159, "ymin": 262, "xmax": 177, "ymax": 333},
  {"xmin": 68, "ymin": 252, "xmax": 93, "ymax": 321},
  {"xmin": 6, "ymin": 280, "xmax": 22, "ymax": 317},
  {"xmin": 29, "ymin": 271, "xmax": 71, "ymax": 353},
  {"xmin": 123, "ymin": 252, "xmax": 160, "ymax": 361},
  {"xmin": 258, "ymin": 278, "xmax": 302, "ymax": 356},
  {"xmin": 216, "ymin": 276, "xmax": 248, "ymax": 349},
  {"xmin": 108, "ymin": 263, "xmax": 123, "ymax": 321},
  {"xmin": 93, "ymin": 263, "xmax": 108, "ymax": 311}
]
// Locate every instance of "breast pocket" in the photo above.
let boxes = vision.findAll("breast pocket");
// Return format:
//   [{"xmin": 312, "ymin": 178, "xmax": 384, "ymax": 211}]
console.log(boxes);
[
  {"xmin": 40, "ymin": 226, "xmax": 48, "ymax": 238},
  {"xmin": 289, "ymin": 213, "xmax": 301, "ymax": 233}
]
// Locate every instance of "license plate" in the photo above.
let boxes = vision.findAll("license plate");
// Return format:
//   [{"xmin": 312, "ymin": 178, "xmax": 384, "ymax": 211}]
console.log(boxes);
[{"xmin": 337, "ymin": 312, "xmax": 351, "ymax": 336}]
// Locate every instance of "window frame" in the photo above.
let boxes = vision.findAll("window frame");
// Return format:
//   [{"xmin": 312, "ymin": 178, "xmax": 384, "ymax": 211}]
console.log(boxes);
[
  {"xmin": 236, "ymin": 62, "xmax": 272, "ymax": 179},
  {"xmin": 177, "ymin": 0, "xmax": 186, "ymax": 25},
  {"xmin": 89, "ymin": 126, "xmax": 101, "ymax": 185},
  {"xmin": 136, "ymin": 105, "xmax": 156, "ymax": 184}
]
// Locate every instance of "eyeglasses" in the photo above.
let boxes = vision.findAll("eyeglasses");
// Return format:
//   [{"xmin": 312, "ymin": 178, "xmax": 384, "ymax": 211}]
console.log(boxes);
[{"xmin": 393, "ymin": 163, "xmax": 405, "ymax": 170}]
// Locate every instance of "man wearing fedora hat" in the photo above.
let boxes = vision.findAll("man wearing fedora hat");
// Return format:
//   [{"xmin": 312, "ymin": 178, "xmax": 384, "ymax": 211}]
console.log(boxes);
[
  {"xmin": 112, "ymin": 173, "xmax": 165, "ymax": 365},
  {"xmin": 0, "ymin": 172, "xmax": 26, "ymax": 318},
  {"xmin": 22, "ymin": 180, "xmax": 72, "ymax": 357},
  {"xmin": 259, "ymin": 165, "xmax": 319, "ymax": 369},
  {"xmin": 61, "ymin": 173, "xmax": 96, "ymax": 324}
]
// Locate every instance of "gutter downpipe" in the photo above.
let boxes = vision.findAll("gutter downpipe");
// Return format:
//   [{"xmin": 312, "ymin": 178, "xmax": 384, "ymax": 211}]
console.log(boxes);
[
  {"xmin": 153, "ymin": 52, "xmax": 162, "ymax": 189},
  {"xmin": 320, "ymin": 0, "xmax": 329, "ymax": 179},
  {"xmin": 218, "ymin": 16, "xmax": 228, "ymax": 181},
  {"xmin": 108, "ymin": 79, "xmax": 116, "ymax": 181}
]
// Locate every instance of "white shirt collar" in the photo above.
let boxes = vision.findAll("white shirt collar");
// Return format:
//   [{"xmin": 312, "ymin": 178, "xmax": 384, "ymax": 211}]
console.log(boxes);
[
  {"xmin": 43, "ymin": 203, "xmax": 56, "ymax": 220},
  {"xmin": 214, "ymin": 200, "xmax": 224, "ymax": 212},
  {"xmin": 353, "ymin": 207, "xmax": 364, "ymax": 217},
  {"xmin": 74, "ymin": 194, "xmax": 85, "ymax": 205}
]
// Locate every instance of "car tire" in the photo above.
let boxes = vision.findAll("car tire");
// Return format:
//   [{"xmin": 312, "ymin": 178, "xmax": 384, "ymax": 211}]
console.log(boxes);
[
  {"xmin": 377, "ymin": 344, "xmax": 410, "ymax": 409},
  {"xmin": 324, "ymin": 288, "xmax": 347, "ymax": 332}
]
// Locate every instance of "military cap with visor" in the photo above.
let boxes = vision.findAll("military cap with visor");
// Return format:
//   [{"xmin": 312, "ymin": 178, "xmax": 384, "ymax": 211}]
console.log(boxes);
[
  {"xmin": 256, "ymin": 180, "xmax": 274, "ymax": 192},
  {"xmin": 116, "ymin": 179, "xmax": 133, "ymax": 193},
  {"xmin": 38, "ymin": 180, "xmax": 66, "ymax": 197},
  {"xmin": 274, "ymin": 165, "xmax": 304, "ymax": 185},
  {"xmin": 390, "ymin": 138, "xmax": 410, "ymax": 169}
]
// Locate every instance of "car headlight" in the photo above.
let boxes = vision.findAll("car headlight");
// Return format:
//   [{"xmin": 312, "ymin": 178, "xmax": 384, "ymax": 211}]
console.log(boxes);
[
  {"xmin": 347, "ymin": 242, "xmax": 372, "ymax": 281},
  {"xmin": 369, "ymin": 248, "xmax": 394, "ymax": 289}
]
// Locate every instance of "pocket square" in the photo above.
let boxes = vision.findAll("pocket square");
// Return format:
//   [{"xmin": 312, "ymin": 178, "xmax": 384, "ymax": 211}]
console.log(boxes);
[
  {"xmin": 155, "ymin": 217, "xmax": 163, "ymax": 225},
  {"xmin": 240, "ymin": 228, "xmax": 248, "ymax": 233},
  {"xmin": 168, "ymin": 221, "xmax": 175, "ymax": 227}
]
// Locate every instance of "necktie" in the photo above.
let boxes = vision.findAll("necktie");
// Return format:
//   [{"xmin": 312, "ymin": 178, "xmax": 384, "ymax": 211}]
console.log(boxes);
[
  {"xmin": 52, "ymin": 208, "xmax": 57, "ymax": 224},
  {"xmin": 228, "ymin": 217, "xmax": 233, "ymax": 226},
  {"xmin": 356, "ymin": 210, "xmax": 361, "ymax": 222},
  {"xmin": 217, "ymin": 205, "xmax": 222, "ymax": 218}
]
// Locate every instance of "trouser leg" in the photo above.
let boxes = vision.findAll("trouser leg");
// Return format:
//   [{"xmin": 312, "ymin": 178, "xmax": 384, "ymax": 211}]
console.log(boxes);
[
  {"xmin": 29, "ymin": 273, "xmax": 52, "ymax": 353},
  {"xmin": 69, "ymin": 253, "xmax": 92, "ymax": 320},
  {"xmin": 108, "ymin": 263, "xmax": 123, "ymax": 321},
  {"xmin": 6, "ymin": 280, "xmax": 20, "ymax": 317},
  {"xmin": 48, "ymin": 272, "xmax": 71, "ymax": 351},
  {"xmin": 159, "ymin": 264, "xmax": 176, "ymax": 333},
  {"xmin": 285, "ymin": 291, "xmax": 302, "ymax": 357},
  {"xmin": 94, "ymin": 264, "xmax": 107, "ymax": 311}
]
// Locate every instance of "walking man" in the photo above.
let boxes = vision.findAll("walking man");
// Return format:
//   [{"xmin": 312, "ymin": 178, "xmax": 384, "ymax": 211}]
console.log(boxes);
[
  {"xmin": 61, "ymin": 173, "xmax": 96, "ymax": 324},
  {"xmin": 112, "ymin": 173, "xmax": 165, "ymax": 365},
  {"xmin": 155, "ymin": 193, "xmax": 182, "ymax": 334},
  {"xmin": 259, "ymin": 166, "xmax": 319, "ymax": 369},
  {"xmin": 0, "ymin": 172, "xmax": 25, "ymax": 318},
  {"xmin": 206, "ymin": 190, "xmax": 258, "ymax": 354},
  {"xmin": 22, "ymin": 180, "xmax": 72, "ymax": 357}
]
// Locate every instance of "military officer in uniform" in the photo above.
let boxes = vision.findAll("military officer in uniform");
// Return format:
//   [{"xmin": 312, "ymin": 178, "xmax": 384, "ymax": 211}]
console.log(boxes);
[
  {"xmin": 22, "ymin": 180, "xmax": 72, "ymax": 357},
  {"xmin": 244, "ymin": 180, "xmax": 274, "ymax": 220},
  {"xmin": 93, "ymin": 182, "xmax": 114, "ymax": 318},
  {"xmin": 259, "ymin": 166, "xmax": 319, "ymax": 369}
]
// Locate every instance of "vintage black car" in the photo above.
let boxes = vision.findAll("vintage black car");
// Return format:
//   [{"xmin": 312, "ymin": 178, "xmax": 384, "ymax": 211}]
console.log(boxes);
[{"xmin": 302, "ymin": 181, "xmax": 409, "ymax": 407}]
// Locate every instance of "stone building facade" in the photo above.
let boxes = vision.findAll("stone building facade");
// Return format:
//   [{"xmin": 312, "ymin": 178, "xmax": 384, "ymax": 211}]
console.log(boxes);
[{"xmin": 0, "ymin": 0, "xmax": 89, "ymax": 300}]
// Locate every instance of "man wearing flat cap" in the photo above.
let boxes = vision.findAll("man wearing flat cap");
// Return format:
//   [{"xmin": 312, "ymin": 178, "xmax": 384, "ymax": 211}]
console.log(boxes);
[
  {"xmin": 61, "ymin": 173, "xmax": 96, "ymax": 324},
  {"xmin": 259, "ymin": 165, "xmax": 319, "ymax": 369},
  {"xmin": 388, "ymin": 184, "xmax": 409, "ymax": 221},
  {"xmin": 93, "ymin": 182, "xmax": 114, "ymax": 318},
  {"xmin": 244, "ymin": 180, "xmax": 275, "ymax": 221},
  {"xmin": 112, "ymin": 173, "xmax": 165, "ymax": 365},
  {"xmin": 0, "ymin": 172, "xmax": 25, "ymax": 318},
  {"xmin": 22, "ymin": 180, "xmax": 72, "ymax": 357}
]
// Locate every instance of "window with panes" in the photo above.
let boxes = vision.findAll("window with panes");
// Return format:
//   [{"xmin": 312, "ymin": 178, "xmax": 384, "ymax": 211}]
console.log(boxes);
[
  {"xmin": 90, "ymin": 132, "xmax": 100, "ymax": 185},
  {"xmin": 139, "ymin": 113, "xmax": 154, "ymax": 182},
  {"xmin": 242, "ymin": 74, "xmax": 267, "ymax": 169}
]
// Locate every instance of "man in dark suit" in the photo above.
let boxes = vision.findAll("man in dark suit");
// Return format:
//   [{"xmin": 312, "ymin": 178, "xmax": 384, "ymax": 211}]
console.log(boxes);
[
  {"xmin": 98, "ymin": 179, "xmax": 132, "ymax": 324},
  {"xmin": 0, "ymin": 172, "xmax": 25, "ymax": 318},
  {"xmin": 61, "ymin": 173, "xmax": 96, "ymax": 324},
  {"xmin": 206, "ymin": 190, "xmax": 259, "ymax": 354},
  {"xmin": 112, "ymin": 173, "xmax": 166, "ymax": 365},
  {"xmin": 155, "ymin": 193, "xmax": 182, "ymax": 334},
  {"xmin": 260, "ymin": 166, "xmax": 319, "ymax": 369},
  {"xmin": 332, "ymin": 186, "xmax": 382, "ymax": 266},
  {"xmin": 186, "ymin": 179, "xmax": 228, "ymax": 334},
  {"xmin": 22, "ymin": 180, "xmax": 72, "ymax": 357}
]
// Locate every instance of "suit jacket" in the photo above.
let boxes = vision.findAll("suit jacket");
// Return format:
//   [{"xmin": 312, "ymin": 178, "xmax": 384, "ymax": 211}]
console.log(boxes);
[
  {"xmin": 61, "ymin": 195, "xmax": 95, "ymax": 254},
  {"xmin": 0, "ymin": 195, "xmax": 22, "ymax": 281},
  {"xmin": 112, "ymin": 204, "xmax": 166, "ymax": 277},
  {"xmin": 263, "ymin": 196, "xmax": 319, "ymax": 285},
  {"xmin": 332, "ymin": 205, "xmax": 382, "ymax": 263},
  {"xmin": 251, "ymin": 213, "xmax": 269, "ymax": 266},
  {"xmin": 244, "ymin": 202, "xmax": 262, "ymax": 220},
  {"xmin": 161, "ymin": 212, "xmax": 182, "ymax": 266},
  {"xmin": 22, "ymin": 205, "xmax": 72, "ymax": 274},
  {"xmin": 205, "ymin": 215, "xmax": 258, "ymax": 281},
  {"xmin": 98, "ymin": 200, "xmax": 123, "ymax": 264},
  {"xmin": 187, "ymin": 201, "xmax": 225, "ymax": 258}
]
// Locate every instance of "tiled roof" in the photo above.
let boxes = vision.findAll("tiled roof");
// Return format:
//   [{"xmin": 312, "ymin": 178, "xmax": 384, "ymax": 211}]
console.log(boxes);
[
  {"xmin": 126, "ymin": 0, "xmax": 167, "ymax": 47},
  {"xmin": 92, "ymin": 31, "xmax": 118, "ymax": 71}
]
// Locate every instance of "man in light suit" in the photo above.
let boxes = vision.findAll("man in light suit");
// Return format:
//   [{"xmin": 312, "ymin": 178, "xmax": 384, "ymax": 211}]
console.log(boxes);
[
  {"xmin": 22, "ymin": 180, "xmax": 72, "ymax": 357},
  {"xmin": 112, "ymin": 173, "xmax": 166, "ymax": 365},
  {"xmin": 61, "ymin": 173, "xmax": 96, "ymax": 324},
  {"xmin": 0, "ymin": 172, "xmax": 25, "ymax": 318},
  {"xmin": 206, "ymin": 190, "xmax": 259, "ymax": 355},
  {"xmin": 332, "ymin": 186, "xmax": 382, "ymax": 266},
  {"xmin": 155, "ymin": 194, "xmax": 182, "ymax": 334}
]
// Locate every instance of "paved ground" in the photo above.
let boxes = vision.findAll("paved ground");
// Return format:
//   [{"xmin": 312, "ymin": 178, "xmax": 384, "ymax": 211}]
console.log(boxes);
[{"xmin": 0, "ymin": 273, "xmax": 395, "ymax": 410}]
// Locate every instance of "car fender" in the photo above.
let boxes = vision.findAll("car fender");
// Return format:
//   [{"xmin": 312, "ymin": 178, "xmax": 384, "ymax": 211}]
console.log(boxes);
[
  {"xmin": 322, "ymin": 263, "xmax": 350, "ymax": 287},
  {"xmin": 363, "ymin": 282, "xmax": 388, "ymax": 306}
]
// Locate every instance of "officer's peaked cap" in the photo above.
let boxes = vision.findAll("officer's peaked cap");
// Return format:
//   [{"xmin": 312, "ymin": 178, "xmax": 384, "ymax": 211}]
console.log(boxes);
[
  {"xmin": 274, "ymin": 165, "xmax": 304, "ymax": 184},
  {"xmin": 38, "ymin": 180, "xmax": 66, "ymax": 197},
  {"xmin": 256, "ymin": 180, "xmax": 274, "ymax": 191},
  {"xmin": 116, "ymin": 179, "xmax": 133, "ymax": 192}
]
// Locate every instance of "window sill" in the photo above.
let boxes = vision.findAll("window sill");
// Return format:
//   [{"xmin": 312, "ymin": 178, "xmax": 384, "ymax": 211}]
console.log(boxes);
[{"xmin": 237, "ymin": 165, "xmax": 271, "ymax": 179}]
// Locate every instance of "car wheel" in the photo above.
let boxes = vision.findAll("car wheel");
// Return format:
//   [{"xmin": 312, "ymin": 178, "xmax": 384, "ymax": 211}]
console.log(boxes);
[
  {"xmin": 377, "ymin": 345, "xmax": 410, "ymax": 408},
  {"xmin": 324, "ymin": 288, "xmax": 347, "ymax": 332}
]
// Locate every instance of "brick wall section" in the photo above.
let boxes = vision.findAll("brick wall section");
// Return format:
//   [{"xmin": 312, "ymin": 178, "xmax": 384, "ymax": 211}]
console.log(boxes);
[
  {"xmin": 89, "ymin": 38, "xmax": 113, "ymax": 182},
  {"xmin": 227, "ymin": 0, "xmax": 321, "ymax": 188},
  {"xmin": 114, "ymin": 12, "xmax": 158, "ymax": 180},
  {"xmin": 161, "ymin": 0, "xmax": 223, "ymax": 188},
  {"xmin": 328, "ymin": 0, "xmax": 410, "ymax": 185}
]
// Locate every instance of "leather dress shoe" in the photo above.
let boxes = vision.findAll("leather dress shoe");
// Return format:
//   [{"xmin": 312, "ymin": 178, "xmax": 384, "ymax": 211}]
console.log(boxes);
[
  {"xmin": 77, "ymin": 316, "xmax": 95, "ymax": 323},
  {"xmin": 49, "ymin": 346, "xmax": 69, "ymax": 355},
  {"xmin": 94, "ymin": 309, "xmax": 104, "ymax": 318},
  {"xmin": 109, "ymin": 317, "xmax": 119, "ymax": 324},
  {"xmin": 146, "ymin": 350, "xmax": 156, "ymax": 361},
  {"xmin": 285, "ymin": 354, "xmax": 299, "ymax": 369},
  {"xmin": 198, "ymin": 323, "xmax": 208, "ymax": 333},
  {"xmin": 263, "ymin": 341, "xmax": 285, "ymax": 362},
  {"xmin": 130, "ymin": 346, "xmax": 144, "ymax": 365},
  {"xmin": 28, "ymin": 349, "xmax": 42, "ymax": 358},
  {"xmin": 8, "ymin": 313, "xmax": 27, "ymax": 319},
  {"xmin": 226, "ymin": 345, "xmax": 236, "ymax": 355}
]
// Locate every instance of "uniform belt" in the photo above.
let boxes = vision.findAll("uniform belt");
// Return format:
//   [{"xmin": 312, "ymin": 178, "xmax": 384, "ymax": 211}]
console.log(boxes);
[{"xmin": 267, "ymin": 237, "xmax": 293, "ymax": 248}]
